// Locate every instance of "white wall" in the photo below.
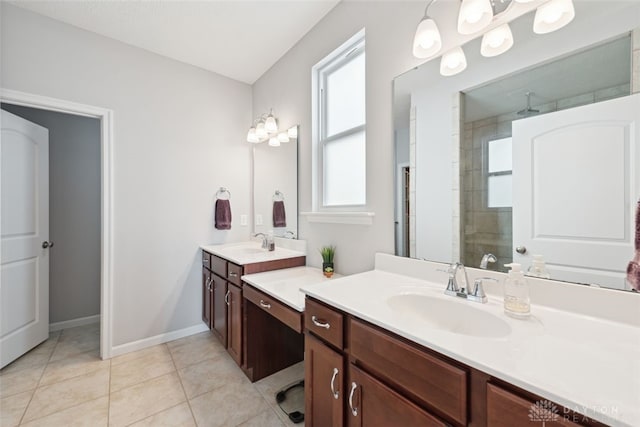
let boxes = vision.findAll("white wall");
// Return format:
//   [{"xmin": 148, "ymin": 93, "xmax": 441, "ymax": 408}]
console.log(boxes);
[
  {"xmin": 1, "ymin": 4, "xmax": 253, "ymax": 347},
  {"xmin": 252, "ymin": 1, "xmax": 430, "ymax": 274},
  {"xmin": 1, "ymin": 104, "xmax": 101, "ymax": 324}
]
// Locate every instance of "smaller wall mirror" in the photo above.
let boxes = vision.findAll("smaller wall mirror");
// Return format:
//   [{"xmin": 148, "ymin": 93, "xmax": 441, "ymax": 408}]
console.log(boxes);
[{"xmin": 253, "ymin": 125, "xmax": 298, "ymax": 238}]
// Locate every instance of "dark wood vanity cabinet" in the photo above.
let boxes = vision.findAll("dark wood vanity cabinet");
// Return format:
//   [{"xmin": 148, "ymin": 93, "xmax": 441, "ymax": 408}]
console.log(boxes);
[
  {"xmin": 304, "ymin": 296, "xmax": 608, "ymax": 427},
  {"xmin": 201, "ymin": 248, "xmax": 306, "ymax": 371}
]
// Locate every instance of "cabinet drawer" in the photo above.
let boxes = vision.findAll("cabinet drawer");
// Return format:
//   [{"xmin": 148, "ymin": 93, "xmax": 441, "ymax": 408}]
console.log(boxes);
[
  {"xmin": 227, "ymin": 262, "xmax": 243, "ymax": 286},
  {"xmin": 349, "ymin": 319, "xmax": 467, "ymax": 426},
  {"xmin": 202, "ymin": 251, "xmax": 211, "ymax": 269},
  {"xmin": 305, "ymin": 298, "xmax": 343, "ymax": 349},
  {"xmin": 487, "ymin": 384, "xmax": 582, "ymax": 427},
  {"xmin": 210, "ymin": 255, "xmax": 227, "ymax": 278},
  {"xmin": 244, "ymin": 285, "xmax": 302, "ymax": 333}
]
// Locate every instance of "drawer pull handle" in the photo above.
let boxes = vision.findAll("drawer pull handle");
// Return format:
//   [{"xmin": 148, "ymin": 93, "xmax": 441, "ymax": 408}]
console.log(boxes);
[
  {"xmin": 259, "ymin": 300, "xmax": 271, "ymax": 309},
  {"xmin": 311, "ymin": 316, "xmax": 330, "ymax": 329},
  {"xmin": 330, "ymin": 368, "xmax": 339, "ymax": 399},
  {"xmin": 348, "ymin": 382, "xmax": 358, "ymax": 416},
  {"xmin": 203, "ymin": 259, "xmax": 209, "ymax": 264},
  {"xmin": 229, "ymin": 272, "xmax": 238, "ymax": 278},
  {"xmin": 225, "ymin": 290, "xmax": 231, "ymax": 306},
  {"xmin": 206, "ymin": 277, "xmax": 212, "ymax": 292}
]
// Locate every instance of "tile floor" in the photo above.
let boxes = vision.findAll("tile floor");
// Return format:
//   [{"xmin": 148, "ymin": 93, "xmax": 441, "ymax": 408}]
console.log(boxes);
[{"xmin": 0, "ymin": 324, "xmax": 305, "ymax": 427}]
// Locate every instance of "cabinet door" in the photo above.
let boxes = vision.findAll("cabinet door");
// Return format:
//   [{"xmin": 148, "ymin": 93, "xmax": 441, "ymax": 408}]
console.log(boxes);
[
  {"xmin": 487, "ymin": 384, "xmax": 582, "ymax": 427},
  {"xmin": 347, "ymin": 365, "xmax": 448, "ymax": 427},
  {"xmin": 202, "ymin": 268, "xmax": 212, "ymax": 328},
  {"xmin": 226, "ymin": 283, "xmax": 242, "ymax": 365},
  {"xmin": 305, "ymin": 334, "xmax": 344, "ymax": 427},
  {"xmin": 211, "ymin": 274, "xmax": 227, "ymax": 347}
]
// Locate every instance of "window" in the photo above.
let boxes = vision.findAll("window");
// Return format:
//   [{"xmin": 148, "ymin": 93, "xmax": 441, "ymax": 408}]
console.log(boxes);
[
  {"xmin": 486, "ymin": 137, "xmax": 512, "ymax": 208},
  {"xmin": 313, "ymin": 30, "xmax": 366, "ymax": 208}
]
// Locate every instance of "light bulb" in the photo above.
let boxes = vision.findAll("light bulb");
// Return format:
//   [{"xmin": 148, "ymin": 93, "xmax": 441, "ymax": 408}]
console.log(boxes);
[
  {"xmin": 458, "ymin": 0, "xmax": 493, "ymax": 35},
  {"xmin": 412, "ymin": 17, "xmax": 442, "ymax": 59},
  {"xmin": 268, "ymin": 137, "xmax": 280, "ymax": 147},
  {"xmin": 264, "ymin": 113, "xmax": 278, "ymax": 133},
  {"xmin": 440, "ymin": 47, "xmax": 467, "ymax": 76},
  {"xmin": 277, "ymin": 132, "xmax": 290, "ymax": 143},
  {"xmin": 247, "ymin": 127, "xmax": 259, "ymax": 143},
  {"xmin": 533, "ymin": 0, "xmax": 575, "ymax": 34},
  {"xmin": 256, "ymin": 122, "xmax": 267, "ymax": 139},
  {"xmin": 481, "ymin": 24, "xmax": 514, "ymax": 57}
]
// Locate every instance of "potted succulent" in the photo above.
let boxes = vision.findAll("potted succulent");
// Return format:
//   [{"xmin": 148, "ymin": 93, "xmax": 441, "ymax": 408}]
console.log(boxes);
[{"xmin": 319, "ymin": 245, "xmax": 336, "ymax": 278}]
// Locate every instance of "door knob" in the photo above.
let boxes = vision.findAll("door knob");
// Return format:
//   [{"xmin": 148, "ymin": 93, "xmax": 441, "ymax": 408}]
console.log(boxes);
[
  {"xmin": 42, "ymin": 241, "xmax": 54, "ymax": 249},
  {"xmin": 515, "ymin": 246, "xmax": 526, "ymax": 254}
]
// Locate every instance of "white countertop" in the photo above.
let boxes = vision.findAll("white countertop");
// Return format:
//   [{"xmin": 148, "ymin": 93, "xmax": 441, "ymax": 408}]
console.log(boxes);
[
  {"xmin": 301, "ymin": 268, "xmax": 640, "ymax": 427},
  {"xmin": 242, "ymin": 266, "xmax": 339, "ymax": 312},
  {"xmin": 200, "ymin": 241, "xmax": 305, "ymax": 265}
]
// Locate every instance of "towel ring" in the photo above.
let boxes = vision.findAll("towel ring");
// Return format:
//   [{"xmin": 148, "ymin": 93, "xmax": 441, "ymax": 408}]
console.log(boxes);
[
  {"xmin": 216, "ymin": 187, "xmax": 231, "ymax": 199},
  {"xmin": 273, "ymin": 190, "xmax": 285, "ymax": 202}
]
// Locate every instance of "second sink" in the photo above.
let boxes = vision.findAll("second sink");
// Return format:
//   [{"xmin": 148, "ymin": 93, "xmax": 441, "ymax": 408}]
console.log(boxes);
[{"xmin": 387, "ymin": 294, "xmax": 511, "ymax": 338}]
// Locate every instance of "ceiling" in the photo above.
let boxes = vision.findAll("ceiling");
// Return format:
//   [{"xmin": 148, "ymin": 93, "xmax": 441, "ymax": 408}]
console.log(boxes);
[{"xmin": 10, "ymin": 0, "xmax": 341, "ymax": 84}]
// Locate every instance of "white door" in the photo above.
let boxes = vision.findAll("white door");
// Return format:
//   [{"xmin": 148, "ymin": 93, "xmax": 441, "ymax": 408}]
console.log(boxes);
[
  {"xmin": 512, "ymin": 94, "xmax": 640, "ymax": 289},
  {"xmin": 1, "ymin": 110, "xmax": 50, "ymax": 368}
]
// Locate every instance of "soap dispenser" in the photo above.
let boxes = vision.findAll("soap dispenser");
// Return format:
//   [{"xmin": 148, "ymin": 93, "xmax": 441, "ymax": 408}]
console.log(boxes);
[
  {"xmin": 503, "ymin": 263, "xmax": 530, "ymax": 319},
  {"xmin": 526, "ymin": 254, "xmax": 551, "ymax": 279}
]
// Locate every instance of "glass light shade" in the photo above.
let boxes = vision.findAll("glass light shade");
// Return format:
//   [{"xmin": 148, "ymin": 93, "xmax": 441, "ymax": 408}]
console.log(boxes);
[
  {"xmin": 440, "ymin": 47, "xmax": 467, "ymax": 76},
  {"xmin": 458, "ymin": 0, "xmax": 493, "ymax": 35},
  {"xmin": 514, "ymin": 0, "xmax": 535, "ymax": 2},
  {"xmin": 481, "ymin": 24, "xmax": 514, "ymax": 57},
  {"xmin": 256, "ymin": 121, "xmax": 267, "ymax": 139},
  {"xmin": 268, "ymin": 137, "xmax": 280, "ymax": 147},
  {"xmin": 287, "ymin": 126, "xmax": 297, "ymax": 139},
  {"xmin": 533, "ymin": 0, "xmax": 575, "ymax": 34},
  {"xmin": 412, "ymin": 17, "xmax": 442, "ymax": 59},
  {"xmin": 247, "ymin": 127, "xmax": 259, "ymax": 143},
  {"xmin": 264, "ymin": 114, "xmax": 278, "ymax": 133},
  {"xmin": 277, "ymin": 132, "xmax": 290, "ymax": 143}
]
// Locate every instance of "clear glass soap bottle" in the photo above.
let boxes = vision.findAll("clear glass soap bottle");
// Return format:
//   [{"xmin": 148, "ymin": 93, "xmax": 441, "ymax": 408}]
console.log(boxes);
[{"xmin": 503, "ymin": 263, "xmax": 530, "ymax": 319}]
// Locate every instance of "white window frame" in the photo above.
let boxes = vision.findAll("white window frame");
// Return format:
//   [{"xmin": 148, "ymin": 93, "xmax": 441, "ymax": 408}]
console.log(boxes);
[
  {"xmin": 485, "ymin": 136, "xmax": 513, "ymax": 209},
  {"xmin": 311, "ymin": 29, "xmax": 366, "ymax": 212}
]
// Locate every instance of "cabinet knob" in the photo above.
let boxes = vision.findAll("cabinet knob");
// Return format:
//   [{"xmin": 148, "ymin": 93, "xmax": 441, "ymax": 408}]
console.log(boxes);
[
  {"xmin": 348, "ymin": 382, "xmax": 358, "ymax": 416},
  {"xmin": 330, "ymin": 368, "xmax": 340, "ymax": 399},
  {"xmin": 311, "ymin": 315, "xmax": 330, "ymax": 329}
]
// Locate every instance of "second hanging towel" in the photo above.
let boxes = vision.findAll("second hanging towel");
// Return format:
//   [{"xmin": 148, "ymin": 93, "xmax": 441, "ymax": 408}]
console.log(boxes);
[{"xmin": 273, "ymin": 200, "xmax": 286, "ymax": 228}]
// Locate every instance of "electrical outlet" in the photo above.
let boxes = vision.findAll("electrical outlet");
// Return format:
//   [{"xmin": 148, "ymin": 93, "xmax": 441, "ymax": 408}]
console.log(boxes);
[
  {"xmin": 240, "ymin": 215, "xmax": 248, "ymax": 226},
  {"xmin": 256, "ymin": 214, "xmax": 263, "ymax": 226}
]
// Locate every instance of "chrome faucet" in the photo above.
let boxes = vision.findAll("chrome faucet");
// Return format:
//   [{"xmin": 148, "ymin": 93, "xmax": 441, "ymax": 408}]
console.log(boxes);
[
  {"xmin": 254, "ymin": 233, "xmax": 268, "ymax": 249},
  {"xmin": 444, "ymin": 262, "xmax": 469, "ymax": 296},
  {"xmin": 443, "ymin": 262, "xmax": 495, "ymax": 304},
  {"xmin": 479, "ymin": 253, "xmax": 497, "ymax": 269}
]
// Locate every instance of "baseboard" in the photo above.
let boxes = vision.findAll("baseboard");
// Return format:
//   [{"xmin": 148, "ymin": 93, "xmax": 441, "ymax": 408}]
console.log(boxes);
[
  {"xmin": 50, "ymin": 314, "xmax": 100, "ymax": 332},
  {"xmin": 109, "ymin": 323, "xmax": 210, "ymax": 358}
]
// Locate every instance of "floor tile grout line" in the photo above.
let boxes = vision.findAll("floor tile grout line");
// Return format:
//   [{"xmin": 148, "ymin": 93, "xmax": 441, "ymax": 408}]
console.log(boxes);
[
  {"xmin": 17, "ymin": 395, "xmax": 110, "ymax": 425},
  {"xmin": 166, "ymin": 343, "xmax": 199, "ymax": 426},
  {"xmin": 16, "ymin": 329, "xmax": 63, "ymax": 425},
  {"xmin": 31, "ymin": 349, "xmax": 106, "ymax": 389},
  {"xmin": 122, "ymin": 401, "xmax": 186, "ymax": 427}
]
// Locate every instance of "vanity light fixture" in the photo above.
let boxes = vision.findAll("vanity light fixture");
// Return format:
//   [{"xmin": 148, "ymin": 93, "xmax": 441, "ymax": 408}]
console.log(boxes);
[
  {"xmin": 247, "ymin": 110, "xmax": 296, "ymax": 146},
  {"xmin": 440, "ymin": 46, "xmax": 468, "ymax": 76},
  {"xmin": 413, "ymin": 0, "xmax": 576, "ymax": 76},
  {"xmin": 533, "ymin": 0, "xmax": 575, "ymax": 34}
]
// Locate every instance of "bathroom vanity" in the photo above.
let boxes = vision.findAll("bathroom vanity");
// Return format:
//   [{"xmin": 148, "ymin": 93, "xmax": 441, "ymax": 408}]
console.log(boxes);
[
  {"xmin": 302, "ymin": 254, "xmax": 640, "ymax": 427},
  {"xmin": 200, "ymin": 242, "xmax": 305, "ymax": 368}
]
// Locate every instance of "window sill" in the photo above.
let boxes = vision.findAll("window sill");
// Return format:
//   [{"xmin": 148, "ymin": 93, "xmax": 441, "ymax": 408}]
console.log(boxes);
[{"xmin": 300, "ymin": 211, "xmax": 375, "ymax": 225}]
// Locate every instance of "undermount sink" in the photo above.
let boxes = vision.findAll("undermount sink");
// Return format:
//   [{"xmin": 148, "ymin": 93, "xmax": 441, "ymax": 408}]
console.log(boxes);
[
  {"xmin": 387, "ymin": 294, "xmax": 511, "ymax": 338},
  {"xmin": 224, "ymin": 246, "xmax": 265, "ymax": 255}
]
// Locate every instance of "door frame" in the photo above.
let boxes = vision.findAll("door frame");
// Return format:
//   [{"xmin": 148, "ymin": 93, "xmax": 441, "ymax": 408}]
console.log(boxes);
[{"xmin": 1, "ymin": 88, "xmax": 114, "ymax": 359}]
